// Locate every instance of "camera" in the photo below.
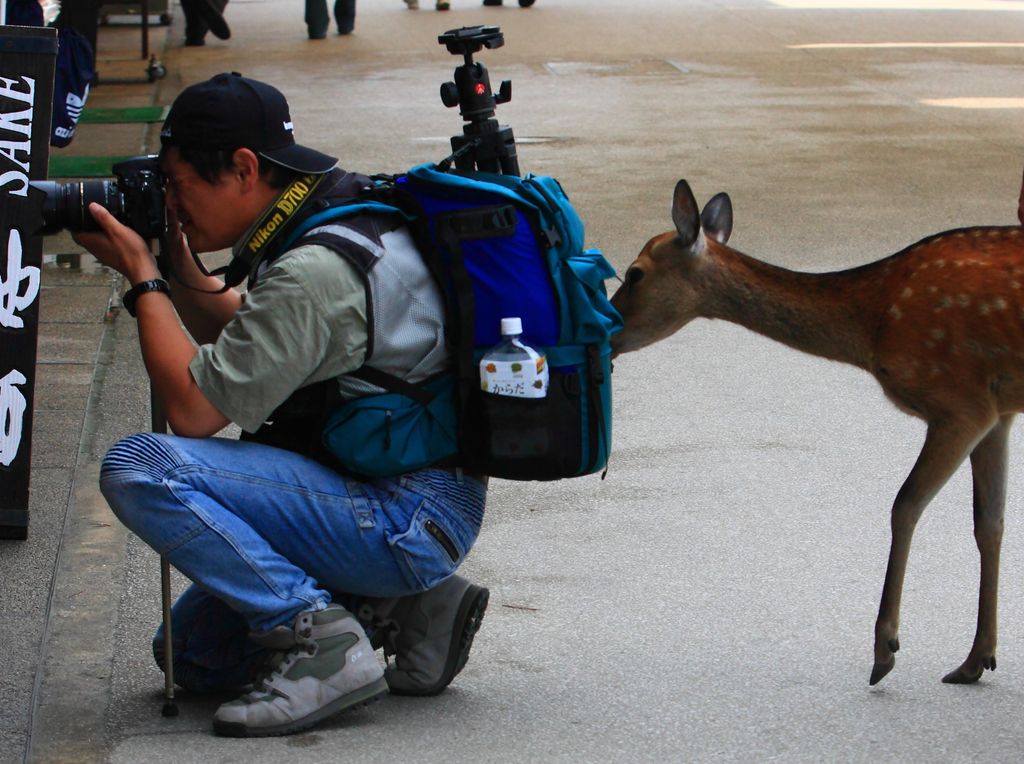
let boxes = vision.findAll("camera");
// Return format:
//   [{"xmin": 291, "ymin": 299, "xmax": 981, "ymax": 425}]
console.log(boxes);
[
  {"xmin": 31, "ymin": 155, "xmax": 166, "ymax": 239},
  {"xmin": 438, "ymin": 26, "xmax": 519, "ymax": 176}
]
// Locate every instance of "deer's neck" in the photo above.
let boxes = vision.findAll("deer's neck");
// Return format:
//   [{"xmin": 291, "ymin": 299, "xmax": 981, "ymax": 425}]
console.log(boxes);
[{"xmin": 699, "ymin": 247, "xmax": 878, "ymax": 371}]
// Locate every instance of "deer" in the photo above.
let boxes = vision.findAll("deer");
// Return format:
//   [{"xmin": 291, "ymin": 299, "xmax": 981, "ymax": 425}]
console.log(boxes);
[{"xmin": 610, "ymin": 178, "xmax": 1024, "ymax": 686}]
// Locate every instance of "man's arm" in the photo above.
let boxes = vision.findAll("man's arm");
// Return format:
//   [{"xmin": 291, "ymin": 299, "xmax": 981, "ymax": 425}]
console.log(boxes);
[
  {"xmin": 133, "ymin": 287, "xmax": 231, "ymax": 436},
  {"xmin": 74, "ymin": 203, "xmax": 231, "ymax": 437},
  {"xmin": 164, "ymin": 210, "xmax": 244, "ymax": 345}
]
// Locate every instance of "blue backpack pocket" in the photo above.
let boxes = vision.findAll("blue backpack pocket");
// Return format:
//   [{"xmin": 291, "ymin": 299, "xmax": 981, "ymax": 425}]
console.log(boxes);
[{"xmin": 322, "ymin": 373, "xmax": 459, "ymax": 479}]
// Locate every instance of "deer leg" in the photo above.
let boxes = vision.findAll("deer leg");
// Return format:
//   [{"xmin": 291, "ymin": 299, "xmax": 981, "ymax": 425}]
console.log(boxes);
[
  {"xmin": 1018, "ymin": 166, "xmax": 1024, "ymax": 226},
  {"xmin": 870, "ymin": 419, "xmax": 985, "ymax": 685},
  {"xmin": 942, "ymin": 414, "xmax": 1013, "ymax": 684}
]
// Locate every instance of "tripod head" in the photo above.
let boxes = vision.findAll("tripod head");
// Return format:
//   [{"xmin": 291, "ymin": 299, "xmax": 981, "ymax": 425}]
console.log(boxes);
[{"xmin": 437, "ymin": 26, "xmax": 520, "ymax": 176}]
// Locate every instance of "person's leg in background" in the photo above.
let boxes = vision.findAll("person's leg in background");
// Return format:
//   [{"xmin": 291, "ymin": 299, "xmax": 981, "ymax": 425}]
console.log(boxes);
[
  {"xmin": 180, "ymin": 0, "xmax": 209, "ymax": 45},
  {"xmin": 180, "ymin": 0, "xmax": 230, "ymax": 46},
  {"xmin": 305, "ymin": 0, "xmax": 329, "ymax": 38},
  {"xmin": 334, "ymin": 0, "xmax": 356, "ymax": 34}
]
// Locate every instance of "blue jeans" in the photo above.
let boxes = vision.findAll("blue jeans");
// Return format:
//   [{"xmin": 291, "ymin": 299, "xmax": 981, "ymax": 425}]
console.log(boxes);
[{"xmin": 100, "ymin": 432, "xmax": 486, "ymax": 691}]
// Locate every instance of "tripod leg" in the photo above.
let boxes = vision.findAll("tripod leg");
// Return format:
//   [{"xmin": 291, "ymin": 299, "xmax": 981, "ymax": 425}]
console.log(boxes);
[{"xmin": 160, "ymin": 557, "xmax": 178, "ymax": 716}]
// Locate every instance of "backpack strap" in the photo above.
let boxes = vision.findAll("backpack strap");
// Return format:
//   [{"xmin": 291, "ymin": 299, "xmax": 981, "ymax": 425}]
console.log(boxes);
[
  {"xmin": 430, "ymin": 206, "xmax": 517, "ymax": 464},
  {"xmin": 278, "ymin": 199, "xmax": 410, "ymax": 254},
  {"xmin": 437, "ymin": 205, "xmax": 518, "ymax": 241},
  {"xmin": 585, "ymin": 344, "xmax": 607, "ymax": 474},
  {"xmin": 346, "ymin": 365, "xmax": 437, "ymax": 406}
]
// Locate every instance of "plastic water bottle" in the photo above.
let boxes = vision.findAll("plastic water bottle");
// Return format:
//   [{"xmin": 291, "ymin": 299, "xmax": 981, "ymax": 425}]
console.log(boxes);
[{"xmin": 479, "ymin": 317, "xmax": 549, "ymax": 399}]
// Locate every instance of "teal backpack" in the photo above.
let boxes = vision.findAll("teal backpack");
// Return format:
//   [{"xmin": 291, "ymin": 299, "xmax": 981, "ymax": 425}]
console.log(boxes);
[{"xmin": 284, "ymin": 163, "xmax": 623, "ymax": 481}]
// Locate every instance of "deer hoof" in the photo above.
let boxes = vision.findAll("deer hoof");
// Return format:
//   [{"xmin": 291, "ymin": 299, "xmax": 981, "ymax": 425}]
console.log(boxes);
[
  {"xmin": 941, "ymin": 665, "xmax": 982, "ymax": 684},
  {"xmin": 869, "ymin": 638, "xmax": 900, "ymax": 685},
  {"xmin": 942, "ymin": 655, "xmax": 994, "ymax": 685},
  {"xmin": 869, "ymin": 656, "xmax": 895, "ymax": 685}
]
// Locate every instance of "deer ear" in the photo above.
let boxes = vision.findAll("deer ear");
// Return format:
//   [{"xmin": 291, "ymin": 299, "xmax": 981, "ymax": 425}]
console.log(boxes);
[
  {"xmin": 672, "ymin": 180, "xmax": 701, "ymax": 248},
  {"xmin": 701, "ymin": 192, "xmax": 733, "ymax": 244}
]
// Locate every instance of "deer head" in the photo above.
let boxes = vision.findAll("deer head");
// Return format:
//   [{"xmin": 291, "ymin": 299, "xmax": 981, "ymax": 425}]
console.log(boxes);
[{"xmin": 610, "ymin": 180, "xmax": 733, "ymax": 356}]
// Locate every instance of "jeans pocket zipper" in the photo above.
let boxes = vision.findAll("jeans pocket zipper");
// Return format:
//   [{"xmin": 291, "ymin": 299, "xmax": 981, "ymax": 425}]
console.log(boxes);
[{"xmin": 425, "ymin": 519, "xmax": 460, "ymax": 562}]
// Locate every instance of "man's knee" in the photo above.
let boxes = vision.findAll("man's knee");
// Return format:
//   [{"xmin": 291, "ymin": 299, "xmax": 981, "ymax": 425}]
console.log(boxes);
[
  {"xmin": 101, "ymin": 432, "xmax": 181, "ymax": 483},
  {"xmin": 99, "ymin": 432, "xmax": 182, "ymax": 522}
]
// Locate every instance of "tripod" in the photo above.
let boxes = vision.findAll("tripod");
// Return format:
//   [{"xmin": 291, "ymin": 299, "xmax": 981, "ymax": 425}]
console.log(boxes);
[{"xmin": 438, "ymin": 26, "xmax": 520, "ymax": 176}]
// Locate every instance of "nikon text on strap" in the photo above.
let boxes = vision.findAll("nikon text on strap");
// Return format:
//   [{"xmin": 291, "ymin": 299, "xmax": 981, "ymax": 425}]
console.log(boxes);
[{"xmin": 196, "ymin": 172, "xmax": 329, "ymax": 290}]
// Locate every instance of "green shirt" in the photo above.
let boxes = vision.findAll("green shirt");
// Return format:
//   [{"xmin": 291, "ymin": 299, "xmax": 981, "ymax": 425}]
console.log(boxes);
[{"xmin": 189, "ymin": 244, "xmax": 367, "ymax": 433}]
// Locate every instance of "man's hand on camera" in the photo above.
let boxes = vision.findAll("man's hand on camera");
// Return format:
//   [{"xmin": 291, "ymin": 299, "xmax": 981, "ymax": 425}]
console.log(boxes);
[
  {"xmin": 165, "ymin": 208, "xmax": 199, "ymax": 281},
  {"xmin": 72, "ymin": 202, "xmax": 160, "ymax": 285}
]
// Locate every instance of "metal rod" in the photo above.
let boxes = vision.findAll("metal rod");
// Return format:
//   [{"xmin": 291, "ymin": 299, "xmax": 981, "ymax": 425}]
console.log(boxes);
[
  {"xmin": 150, "ymin": 384, "xmax": 178, "ymax": 716},
  {"xmin": 140, "ymin": 0, "xmax": 149, "ymax": 60},
  {"xmin": 160, "ymin": 556, "xmax": 178, "ymax": 716}
]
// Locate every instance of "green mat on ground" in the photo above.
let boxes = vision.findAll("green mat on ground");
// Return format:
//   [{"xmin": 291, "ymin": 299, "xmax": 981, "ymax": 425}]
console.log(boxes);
[
  {"xmin": 79, "ymin": 105, "xmax": 169, "ymax": 124},
  {"xmin": 48, "ymin": 155, "xmax": 136, "ymax": 178}
]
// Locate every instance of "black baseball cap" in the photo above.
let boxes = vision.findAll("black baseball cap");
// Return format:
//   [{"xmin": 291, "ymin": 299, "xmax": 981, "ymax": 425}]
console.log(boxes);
[{"xmin": 160, "ymin": 72, "xmax": 338, "ymax": 174}]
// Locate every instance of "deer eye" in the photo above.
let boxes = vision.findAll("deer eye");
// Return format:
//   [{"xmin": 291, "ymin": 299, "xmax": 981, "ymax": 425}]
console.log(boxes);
[{"xmin": 625, "ymin": 267, "xmax": 645, "ymax": 287}]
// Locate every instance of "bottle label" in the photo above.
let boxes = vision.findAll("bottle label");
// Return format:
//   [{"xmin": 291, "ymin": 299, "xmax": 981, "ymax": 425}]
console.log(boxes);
[{"xmin": 480, "ymin": 350, "xmax": 549, "ymax": 399}]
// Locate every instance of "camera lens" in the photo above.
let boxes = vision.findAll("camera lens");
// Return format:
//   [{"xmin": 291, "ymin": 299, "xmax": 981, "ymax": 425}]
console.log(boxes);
[{"xmin": 31, "ymin": 180, "xmax": 125, "ymax": 235}]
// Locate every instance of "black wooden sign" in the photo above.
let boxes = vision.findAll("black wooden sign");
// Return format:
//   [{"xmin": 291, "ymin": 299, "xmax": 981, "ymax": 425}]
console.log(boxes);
[{"xmin": 0, "ymin": 26, "xmax": 57, "ymax": 540}]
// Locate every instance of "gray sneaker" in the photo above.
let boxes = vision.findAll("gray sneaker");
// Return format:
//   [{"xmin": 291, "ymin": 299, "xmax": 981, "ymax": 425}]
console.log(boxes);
[
  {"xmin": 212, "ymin": 604, "xmax": 387, "ymax": 737},
  {"xmin": 360, "ymin": 575, "xmax": 489, "ymax": 696}
]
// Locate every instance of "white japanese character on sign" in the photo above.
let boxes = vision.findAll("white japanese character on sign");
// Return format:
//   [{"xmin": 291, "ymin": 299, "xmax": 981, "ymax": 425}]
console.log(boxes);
[
  {"xmin": 0, "ymin": 369, "xmax": 27, "ymax": 467},
  {"xmin": 0, "ymin": 229, "xmax": 39, "ymax": 329}
]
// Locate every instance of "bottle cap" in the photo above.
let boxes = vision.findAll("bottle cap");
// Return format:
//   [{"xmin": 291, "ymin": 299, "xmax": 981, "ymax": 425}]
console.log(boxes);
[{"xmin": 501, "ymin": 317, "xmax": 523, "ymax": 336}]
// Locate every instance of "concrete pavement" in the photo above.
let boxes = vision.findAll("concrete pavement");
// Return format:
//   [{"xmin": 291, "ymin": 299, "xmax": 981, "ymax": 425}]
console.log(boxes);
[{"xmin": 6, "ymin": 0, "xmax": 1024, "ymax": 761}]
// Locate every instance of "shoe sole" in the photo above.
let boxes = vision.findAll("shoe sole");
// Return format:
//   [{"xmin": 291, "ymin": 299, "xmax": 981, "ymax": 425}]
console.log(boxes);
[
  {"xmin": 389, "ymin": 585, "xmax": 489, "ymax": 696},
  {"xmin": 212, "ymin": 676, "xmax": 389, "ymax": 738}
]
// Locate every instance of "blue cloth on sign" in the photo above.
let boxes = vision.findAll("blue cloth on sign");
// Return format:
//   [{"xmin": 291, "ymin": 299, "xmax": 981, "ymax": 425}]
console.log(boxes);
[
  {"xmin": 51, "ymin": 28, "xmax": 95, "ymax": 148},
  {"xmin": 4, "ymin": 0, "xmax": 44, "ymax": 26}
]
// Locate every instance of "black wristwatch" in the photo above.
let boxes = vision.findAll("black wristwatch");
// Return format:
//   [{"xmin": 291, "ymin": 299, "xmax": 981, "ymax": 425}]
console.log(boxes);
[{"xmin": 123, "ymin": 278, "xmax": 171, "ymax": 317}]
